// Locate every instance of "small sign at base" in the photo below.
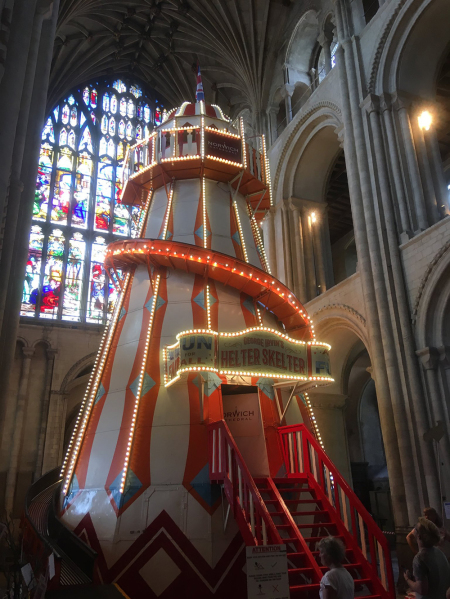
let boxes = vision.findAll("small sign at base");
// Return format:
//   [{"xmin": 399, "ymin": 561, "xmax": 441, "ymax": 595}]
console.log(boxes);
[{"xmin": 246, "ymin": 544, "xmax": 290, "ymax": 599}]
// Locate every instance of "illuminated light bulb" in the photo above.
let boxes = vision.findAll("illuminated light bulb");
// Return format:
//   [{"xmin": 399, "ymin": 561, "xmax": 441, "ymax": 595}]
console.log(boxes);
[{"xmin": 418, "ymin": 110, "xmax": 432, "ymax": 131}]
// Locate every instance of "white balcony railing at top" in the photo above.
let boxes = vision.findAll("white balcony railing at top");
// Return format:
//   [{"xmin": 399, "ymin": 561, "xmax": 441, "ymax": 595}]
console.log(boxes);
[{"xmin": 122, "ymin": 126, "xmax": 268, "ymax": 191}]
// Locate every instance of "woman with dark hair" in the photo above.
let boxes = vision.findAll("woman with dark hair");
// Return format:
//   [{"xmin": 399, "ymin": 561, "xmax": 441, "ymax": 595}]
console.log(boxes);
[
  {"xmin": 404, "ymin": 517, "xmax": 450, "ymax": 599},
  {"xmin": 407, "ymin": 508, "xmax": 450, "ymax": 559},
  {"xmin": 318, "ymin": 537, "xmax": 354, "ymax": 599}
]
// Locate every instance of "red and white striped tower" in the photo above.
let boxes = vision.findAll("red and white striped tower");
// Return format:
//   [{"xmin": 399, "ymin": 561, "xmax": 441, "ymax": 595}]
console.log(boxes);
[{"xmin": 59, "ymin": 101, "xmax": 332, "ymax": 598}]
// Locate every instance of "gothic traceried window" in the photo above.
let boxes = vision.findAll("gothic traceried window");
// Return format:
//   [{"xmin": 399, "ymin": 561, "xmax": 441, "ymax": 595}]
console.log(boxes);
[{"xmin": 21, "ymin": 79, "xmax": 160, "ymax": 324}]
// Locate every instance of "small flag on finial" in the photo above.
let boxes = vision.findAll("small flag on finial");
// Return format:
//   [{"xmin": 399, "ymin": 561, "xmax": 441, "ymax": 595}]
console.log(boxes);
[{"xmin": 196, "ymin": 62, "xmax": 205, "ymax": 103}]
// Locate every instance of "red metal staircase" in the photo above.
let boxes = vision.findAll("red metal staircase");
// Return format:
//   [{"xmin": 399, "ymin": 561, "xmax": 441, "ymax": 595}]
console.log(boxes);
[{"xmin": 209, "ymin": 421, "xmax": 395, "ymax": 598}]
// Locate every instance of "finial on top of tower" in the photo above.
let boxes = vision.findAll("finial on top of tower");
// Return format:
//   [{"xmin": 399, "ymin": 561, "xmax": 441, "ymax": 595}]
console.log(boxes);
[{"xmin": 196, "ymin": 62, "xmax": 205, "ymax": 103}]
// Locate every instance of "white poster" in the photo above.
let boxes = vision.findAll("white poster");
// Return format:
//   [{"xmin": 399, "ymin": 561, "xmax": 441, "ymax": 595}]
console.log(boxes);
[
  {"xmin": 444, "ymin": 502, "xmax": 450, "ymax": 520},
  {"xmin": 246, "ymin": 545, "xmax": 290, "ymax": 599}
]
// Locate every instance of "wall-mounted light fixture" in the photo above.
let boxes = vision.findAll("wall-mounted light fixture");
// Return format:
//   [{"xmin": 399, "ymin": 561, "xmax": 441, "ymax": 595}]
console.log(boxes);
[
  {"xmin": 418, "ymin": 110, "xmax": 432, "ymax": 131},
  {"xmin": 311, "ymin": 212, "xmax": 317, "ymax": 224}
]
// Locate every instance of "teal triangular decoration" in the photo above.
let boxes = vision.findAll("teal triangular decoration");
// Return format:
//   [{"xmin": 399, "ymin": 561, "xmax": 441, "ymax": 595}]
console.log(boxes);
[
  {"xmin": 204, "ymin": 372, "xmax": 222, "ymax": 396},
  {"xmin": 232, "ymin": 231, "xmax": 241, "ymax": 246},
  {"xmin": 190, "ymin": 463, "xmax": 221, "ymax": 507},
  {"xmin": 141, "ymin": 372, "xmax": 156, "ymax": 396},
  {"xmin": 94, "ymin": 383, "xmax": 106, "ymax": 405},
  {"xmin": 119, "ymin": 307, "xmax": 126, "ymax": 322},
  {"xmin": 296, "ymin": 394, "xmax": 307, "ymax": 406},
  {"xmin": 129, "ymin": 372, "xmax": 155, "ymax": 398},
  {"xmin": 193, "ymin": 290, "xmax": 206, "ymax": 310},
  {"xmin": 243, "ymin": 295, "xmax": 256, "ymax": 315},
  {"xmin": 192, "ymin": 372, "xmax": 222, "ymax": 397},
  {"xmin": 257, "ymin": 377, "xmax": 275, "ymax": 400},
  {"xmin": 145, "ymin": 294, "xmax": 166, "ymax": 313},
  {"xmin": 208, "ymin": 292, "xmax": 217, "ymax": 306},
  {"xmin": 195, "ymin": 225, "xmax": 211, "ymax": 241}
]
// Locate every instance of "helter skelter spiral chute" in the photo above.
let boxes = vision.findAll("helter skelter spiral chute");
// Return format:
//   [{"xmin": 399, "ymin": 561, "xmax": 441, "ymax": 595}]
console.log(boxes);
[{"xmin": 58, "ymin": 87, "xmax": 333, "ymax": 597}]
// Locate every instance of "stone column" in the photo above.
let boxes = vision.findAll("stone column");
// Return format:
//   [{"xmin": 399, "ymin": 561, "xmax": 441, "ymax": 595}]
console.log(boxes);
[
  {"xmin": 380, "ymin": 94, "xmax": 413, "ymax": 241},
  {"xmin": 425, "ymin": 128, "xmax": 450, "ymax": 217},
  {"xmin": 363, "ymin": 93, "xmax": 441, "ymax": 509},
  {"xmin": 412, "ymin": 114, "xmax": 439, "ymax": 226},
  {"xmin": 417, "ymin": 347, "xmax": 450, "ymax": 467},
  {"xmin": 311, "ymin": 212, "xmax": 327, "ymax": 294},
  {"xmin": 33, "ymin": 348, "xmax": 58, "ymax": 480},
  {"xmin": 332, "ymin": 0, "xmax": 418, "ymax": 526},
  {"xmin": 0, "ymin": 2, "xmax": 46, "ymax": 328},
  {"xmin": 266, "ymin": 106, "xmax": 280, "ymax": 146},
  {"xmin": 393, "ymin": 94, "xmax": 428, "ymax": 232},
  {"xmin": 300, "ymin": 207, "xmax": 316, "ymax": 300},
  {"xmin": 289, "ymin": 203, "xmax": 307, "ymax": 304},
  {"xmin": 42, "ymin": 391, "xmax": 68, "ymax": 473},
  {"xmin": 4, "ymin": 346, "xmax": 34, "ymax": 514},
  {"xmin": 0, "ymin": 0, "xmax": 40, "ymax": 221},
  {"xmin": 281, "ymin": 84, "xmax": 295, "ymax": 125},
  {"xmin": 309, "ymin": 394, "xmax": 352, "ymax": 485},
  {"xmin": 281, "ymin": 202, "xmax": 294, "ymax": 289},
  {"xmin": 317, "ymin": 32, "xmax": 332, "ymax": 75},
  {"xmin": 262, "ymin": 208, "xmax": 277, "ymax": 277},
  {"xmin": 0, "ymin": 2, "xmax": 59, "ymax": 428}
]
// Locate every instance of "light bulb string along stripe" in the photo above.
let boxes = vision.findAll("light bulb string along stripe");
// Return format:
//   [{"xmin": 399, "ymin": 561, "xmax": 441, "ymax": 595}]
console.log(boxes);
[
  {"xmin": 246, "ymin": 201, "xmax": 270, "ymax": 273},
  {"xmin": 261, "ymin": 135, "xmax": 273, "ymax": 207},
  {"xmin": 62, "ymin": 271, "xmax": 132, "ymax": 495},
  {"xmin": 202, "ymin": 177, "xmax": 208, "ymax": 249},
  {"xmin": 161, "ymin": 182, "xmax": 174, "ymax": 241},
  {"xmin": 206, "ymin": 283, "xmax": 212, "ymax": 329},
  {"xmin": 120, "ymin": 273, "xmax": 161, "ymax": 494},
  {"xmin": 233, "ymin": 199, "xmax": 249, "ymax": 262},
  {"xmin": 61, "ymin": 187, "xmax": 155, "ymax": 493}
]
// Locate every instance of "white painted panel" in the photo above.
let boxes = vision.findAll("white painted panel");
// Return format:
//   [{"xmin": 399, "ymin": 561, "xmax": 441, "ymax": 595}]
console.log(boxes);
[
  {"xmin": 206, "ymin": 179, "xmax": 235, "ymax": 256},
  {"xmin": 127, "ymin": 265, "xmax": 151, "ymax": 313},
  {"xmin": 149, "ymin": 424, "xmax": 191, "ymax": 485},
  {"xmin": 85, "ymin": 429, "xmax": 123, "ymax": 488},
  {"xmin": 172, "ymin": 179, "xmax": 198, "ymax": 245},
  {"xmin": 108, "ymin": 340, "xmax": 139, "ymax": 393},
  {"xmin": 160, "ymin": 271, "xmax": 194, "ymax": 343},
  {"xmin": 216, "ymin": 282, "xmax": 246, "ymax": 332},
  {"xmin": 235, "ymin": 193, "xmax": 260, "ymax": 267},
  {"xmin": 145, "ymin": 188, "xmax": 167, "ymax": 238},
  {"xmin": 95, "ymin": 390, "xmax": 127, "ymax": 434},
  {"xmin": 62, "ymin": 488, "xmax": 118, "ymax": 543}
]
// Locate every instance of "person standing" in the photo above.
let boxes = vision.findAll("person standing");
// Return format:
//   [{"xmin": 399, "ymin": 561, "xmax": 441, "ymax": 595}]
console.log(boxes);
[
  {"xmin": 404, "ymin": 517, "xmax": 450, "ymax": 599},
  {"xmin": 318, "ymin": 537, "xmax": 354, "ymax": 599}
]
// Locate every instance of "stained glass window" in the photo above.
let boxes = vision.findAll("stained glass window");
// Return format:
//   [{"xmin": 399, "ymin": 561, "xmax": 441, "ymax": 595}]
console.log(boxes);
[{"xmin": 22, "ymin": 79, "xmax": 159, "ymax": 323}]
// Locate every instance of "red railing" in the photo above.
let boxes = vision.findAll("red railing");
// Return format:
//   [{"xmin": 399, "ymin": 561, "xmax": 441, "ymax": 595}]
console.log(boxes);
[
  {"xmin": 278, "ymin": 424, "xmax": 395, "ymax": 597},
  {"xmin": 209, "ymin": 420, "xmax": 281, "ymax": 546}
]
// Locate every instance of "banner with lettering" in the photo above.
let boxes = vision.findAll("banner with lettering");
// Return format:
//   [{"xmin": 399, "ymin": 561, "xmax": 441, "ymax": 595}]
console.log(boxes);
[{"xmin": 164, "ymin": 328, "xmax": 331, "ymax": 386}]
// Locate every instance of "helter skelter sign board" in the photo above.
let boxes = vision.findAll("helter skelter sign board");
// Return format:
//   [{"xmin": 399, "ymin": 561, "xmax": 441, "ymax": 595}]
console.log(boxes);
[{"xmin": 164, "ymin": 327, "xmax": 332, "ymax": 386}]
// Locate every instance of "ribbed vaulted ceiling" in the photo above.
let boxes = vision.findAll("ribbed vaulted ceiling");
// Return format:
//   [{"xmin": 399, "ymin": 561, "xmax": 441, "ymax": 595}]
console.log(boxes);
[{"xmin": 50, "ymin": 0, "xmax": 304, "ymax": 122}]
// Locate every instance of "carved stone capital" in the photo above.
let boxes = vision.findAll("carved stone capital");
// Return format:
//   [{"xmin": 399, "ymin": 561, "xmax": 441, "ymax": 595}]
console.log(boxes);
[
  {"xmin": 361, "ymin": 93, "xmax": 380, "ymax": 115},
  {"xmin": 416, "ymin": 347, "xmax": 439, "ymax": 371},
  {"xmin": 280, "ymin": 84, "xmax": 295, "ymax": 99},
  {"xmin": 22, "ymin": 347, "xmax": 35, "ymax": 358},
  {"xmin": 438, "ymin": 346, "xmax": 450, "ymax": 369}
]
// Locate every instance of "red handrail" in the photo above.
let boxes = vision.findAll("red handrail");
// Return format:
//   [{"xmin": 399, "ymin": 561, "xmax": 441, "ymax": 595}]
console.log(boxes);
[
  {"xmin": 278, "ymin": 423, "xmax": 395, "ymax": 597},
  {"xmin": 208, "ymin": 420, "xmax": 281, "ymax": 546}
]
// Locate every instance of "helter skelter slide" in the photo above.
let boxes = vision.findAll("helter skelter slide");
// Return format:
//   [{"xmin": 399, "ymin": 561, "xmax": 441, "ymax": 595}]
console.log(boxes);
[{"xmin": 47, "ymin": 99, "xmax": 394, "ymax": 598}]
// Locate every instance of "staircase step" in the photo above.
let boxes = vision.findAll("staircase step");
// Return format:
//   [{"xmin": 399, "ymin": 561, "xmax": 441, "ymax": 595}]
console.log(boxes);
[
  {"xmin": 302, "ymin": 535, "xmax": 344, "ymax": 542},
  {"xmin": 319, "ymin": 563, "xmax": 361, "ymax": 571},
  {"xmin": 289, "ymin": 567, "xmax": 317, "ymax": 574},
  {"xmin": 269, "ymin": 510, "xmax": 328, "ymax": 517},
  {"xmin": 264, "ymin": 498, "xmax": 321, "ymax": 505},
  {"xmin": 295, "ymin": 522, "xmax": 334, "ymax": 528},
  {"xmin": 289, "ymin": 583, "xmax": 320, "ymax": 593}
]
